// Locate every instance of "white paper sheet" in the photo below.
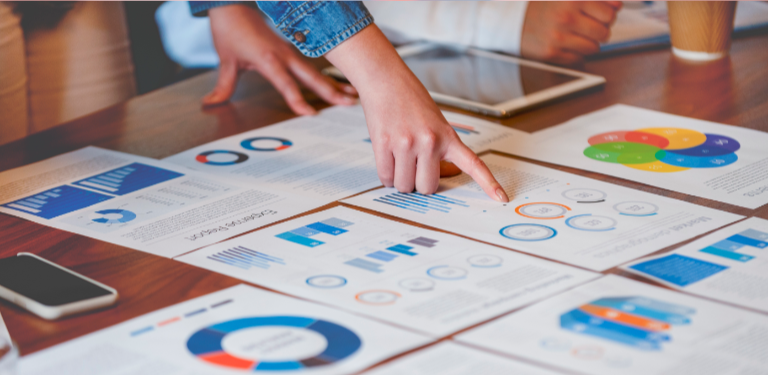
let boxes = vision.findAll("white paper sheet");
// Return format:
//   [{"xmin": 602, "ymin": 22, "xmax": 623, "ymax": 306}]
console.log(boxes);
[
  {"xmin": 363, "ymin": 342, "xmax": 562, "ymax": 375},
  {"xmin": 163, "ymin": 105, "xmax": 525, "ymax": 204},
  {"xmin": 344, "ymin": 154, "xmax": 742, "ymax": 271},
  {"xmin": 177, "ymin": 206, "xmax": 598, "ymax": 337},
  {"xmin": 18, "ymin": 284, "xmax": 432, "ymax": 375},
  {"xmin": 0, "ymin": 311, "xmax": 9, "ymax": 342},
  {"xmin": 489, "ymin": 104, "xmax": 768, "ymax": 209},
  {"xmin": 622, "ymin": 217, "xmax": 768, "ymax": 313},
  {"xmin": 0, "ymin": 147, "xmax": 320, "ymax": 258},
  {"xmin": 457, "ymin": 275, "xmax": 768, "ymax": 375}
]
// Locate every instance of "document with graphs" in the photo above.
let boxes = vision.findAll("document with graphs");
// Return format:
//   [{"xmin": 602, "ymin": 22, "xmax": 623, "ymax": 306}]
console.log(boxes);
[
  {"xmin": 623, "ymin": 217, "xmax": 768, "ymax": 313},
  {"xmin": 344, "ymin": 153, "xmax": 742, "ymax": 271},
  {"xmin": 0, "ymin": 147, "xmax": 319, "ymax": 257},
  {"xmin": 163, "ymin": 105, "xmax": 523, "ymax": 205},
  {"xmin": 457, "ymin": 275, "xmax": 768, "ymax": 375},
  {"xmin": 19, "ymin": 284, "xmax": 432, "ymax": 375},
  {"xmin": 365, "ymin": 342, "xmax": 562, "ymax": 375},
  {"xmin": 176, "ymin": 206, "xmax": 599, "ymax": 337},
  {"xmin": 488, "ymin": 104, "xmax": 768, "ymax": 209}
]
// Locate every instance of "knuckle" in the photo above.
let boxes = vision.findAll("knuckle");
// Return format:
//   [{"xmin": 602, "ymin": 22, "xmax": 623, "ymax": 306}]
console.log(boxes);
[
  {"xmin": 396, "ymin": 135, "xmax": 415, "ymax": 151},
  {"xmin": 420, "ymin": 131, "xmax": 439, "ymax": 150}
]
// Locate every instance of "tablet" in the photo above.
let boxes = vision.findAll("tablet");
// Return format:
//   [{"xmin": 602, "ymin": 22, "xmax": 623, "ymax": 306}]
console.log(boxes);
[{"xmin": 324, "ymin": 43, "xmax": 605, "ymax": 118}]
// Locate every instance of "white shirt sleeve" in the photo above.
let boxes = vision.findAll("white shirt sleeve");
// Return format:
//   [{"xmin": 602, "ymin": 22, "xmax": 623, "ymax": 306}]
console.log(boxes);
[{"xmin": 364, "ymin": 1, "xmax": 529, "ymax": 56}]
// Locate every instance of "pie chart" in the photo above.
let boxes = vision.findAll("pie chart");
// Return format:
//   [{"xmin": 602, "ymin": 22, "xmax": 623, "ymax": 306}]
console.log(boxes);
[
  {"xmin": 241, "ymin": 137, "xmax": 293, "ymax": 152},
  {"xmin": 584, "ymin": 128, "xmax": 740, "ymax": 173},
  {"xmin": 187, "ymin": 316, "xmax": 361, "ymax": 371},
  {"xmin": 92, "ymin": 209, "xmax": 136, "ymax": 224}
]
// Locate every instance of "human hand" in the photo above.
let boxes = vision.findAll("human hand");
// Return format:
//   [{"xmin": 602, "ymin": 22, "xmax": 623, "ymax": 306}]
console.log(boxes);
[
  {"xmin": 521, "ymin": 1, "xmax": 622, "ymax": 65},
  {"xmin": 205, "ymin": 5, "xmax": 357, "ymax": 114},
  {"xmin": 326, "ymin": 25, "xmax": 509, "ymax": 202}
]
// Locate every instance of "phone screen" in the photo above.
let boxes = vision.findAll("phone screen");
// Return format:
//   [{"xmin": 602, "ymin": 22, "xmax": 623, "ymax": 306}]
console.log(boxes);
[
  {"xmin": 0, "ymin": 255, "xmax": 112, "ymax": 306},
  {"xmin": 402, "ymin": 47, "xmax": 579, "ymax": 105}
]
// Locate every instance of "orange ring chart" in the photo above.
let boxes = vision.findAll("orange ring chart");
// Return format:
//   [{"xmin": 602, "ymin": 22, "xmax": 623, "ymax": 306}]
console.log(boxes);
[{"xmin": 515, "ymin": 202, "xmax": 571, "ymax": 219}]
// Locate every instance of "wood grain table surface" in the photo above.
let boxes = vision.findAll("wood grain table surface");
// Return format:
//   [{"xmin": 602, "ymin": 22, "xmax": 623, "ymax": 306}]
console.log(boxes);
[{"xmin": 1, "ymin": 32, "xmax": 767, "ymax": 372}]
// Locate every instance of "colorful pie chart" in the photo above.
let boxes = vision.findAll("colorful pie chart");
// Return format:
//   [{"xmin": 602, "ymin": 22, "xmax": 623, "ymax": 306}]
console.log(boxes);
[
  {"xmin": 187, "ymin": 316, "xmax": 361, "ymax": 372},
  {"xmin": 584, "ymin": 128, "xmax": 739, "ymax": 173}
]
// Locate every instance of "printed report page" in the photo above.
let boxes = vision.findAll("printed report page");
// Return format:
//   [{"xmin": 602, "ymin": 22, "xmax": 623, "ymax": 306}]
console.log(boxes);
[
  {"xmin": 623, "ymin": 217, "xmax": 768, "ymax": 313},
  {"xmin": 488, "ymin": 104, "xmax": 768, "ymax": 209},
  {"xmin": 0, "ymin": 147, "xmax": 320, "ymax": 258},
  {"xmin": 176, "ymin": 206, "xmax": 599, "ymax": 337},
  {"xmin": 163, "ymin": 105, "xmax": 525, "ymax": 204},
  {"xmin": 364, "ymin": 342, "xmax": 563, "ymax": 375},
  {"xmin": 457, "ymin": 275, "xmax": 768, "ymax": 375},
  {"xmin": 344, "ymin": 153, "xmax": 742, "ymax": 271},
  {"xmin": 18, "ymin": 285, "xmax": 432, "ymax": 375}
]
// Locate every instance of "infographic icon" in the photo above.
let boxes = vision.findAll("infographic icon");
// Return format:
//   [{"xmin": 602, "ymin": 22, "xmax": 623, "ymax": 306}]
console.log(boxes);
[
  {"xmin": 560, "ymin": 297, "xmax": 694, "ymax": 351},
  {"xmin": 584, "ymin": 128, "xmax": 739, "ymax": 173},
  {"xmin": 187, "ymin": 316, "xmax": 361, "ymax": 371},
  {"xmin": 241, "ymin": 137, "xmax": 293, "ymax": 152},
  {"xmin": 196, "ymin": 150, "xmax": 249, "ymax": 166},
  {"xmin": 92, "ymin": 209, "xmax": 136, "ymax": 224}
]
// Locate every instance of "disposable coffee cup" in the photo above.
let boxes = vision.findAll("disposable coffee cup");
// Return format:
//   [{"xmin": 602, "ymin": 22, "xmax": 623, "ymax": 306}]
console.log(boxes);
[{"xmin": 667, "ymin": 1, "xmax": 737, "ymax": 61}]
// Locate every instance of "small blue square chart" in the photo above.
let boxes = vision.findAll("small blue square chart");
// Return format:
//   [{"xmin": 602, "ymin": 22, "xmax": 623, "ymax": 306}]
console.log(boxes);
[
  {"xmin": 72, "ymin": 163, "xmax": 183, "ymax": 195},
  {"xmin": 629, "ymin": 254, "xmax": 728, "ymax": 287},
  {"xmin": 3, "ymin": 185, "xmax": 113, "ymax": 219}
]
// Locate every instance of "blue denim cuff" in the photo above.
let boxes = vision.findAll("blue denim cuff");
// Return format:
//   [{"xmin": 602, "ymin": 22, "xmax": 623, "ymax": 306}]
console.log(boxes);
[
  {"xmin": 257, "ymin": 1, "xmax": 373, "ymax": 58},
  {"xmin": 189, "ymin": 1, "xmax": 248, "ymax": 17}
]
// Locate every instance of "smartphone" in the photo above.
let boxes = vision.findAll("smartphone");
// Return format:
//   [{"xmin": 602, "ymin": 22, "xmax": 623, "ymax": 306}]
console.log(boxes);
[{"xmin": 0, "ymin": 253, "xmax": 118, "ymax": 320}]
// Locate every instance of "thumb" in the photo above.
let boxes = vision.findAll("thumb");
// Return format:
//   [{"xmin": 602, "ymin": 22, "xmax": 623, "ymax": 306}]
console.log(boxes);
[{"xmin": 203, "ymin": 62, "xmax": 239, "ymax": 107}]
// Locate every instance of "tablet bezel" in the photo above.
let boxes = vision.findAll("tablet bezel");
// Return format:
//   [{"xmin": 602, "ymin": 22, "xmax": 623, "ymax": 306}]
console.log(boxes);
[{"xmin": 324, "ymin": 43, "xmax": 606, "ymax": 118}]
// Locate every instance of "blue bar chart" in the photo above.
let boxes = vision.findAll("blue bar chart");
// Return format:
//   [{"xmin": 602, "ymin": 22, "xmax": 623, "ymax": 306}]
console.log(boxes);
[
  {"xmin": 3, "ymin": 185, "xmax": 113, "ymax": 219},
  {"xmin": 276, "ymin": 217, "xmax": 354, "ymax": 247},
  {"xmin": 373, "ymin": 192, "xmax": 469, "ymax": 214},
  {"xmin": 345, "ymin": 237, "xmax": 437, "ymax": 273},
  {"xmin": 73, "ymin": 163, "xmax": 183, "ymax": 195},
  {"xmin": 207, "ymin": 246, "xmax": 285, "ymax": 270},
  {"xmin": 698, "ymin": 228, "xmax": 768, "ymax": 262}
]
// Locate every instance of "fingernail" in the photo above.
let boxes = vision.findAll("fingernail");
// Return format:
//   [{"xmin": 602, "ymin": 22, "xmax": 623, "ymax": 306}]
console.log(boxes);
[{"xmin": 496, "ymin": 188, "xmax": 509, "ymax": 203}]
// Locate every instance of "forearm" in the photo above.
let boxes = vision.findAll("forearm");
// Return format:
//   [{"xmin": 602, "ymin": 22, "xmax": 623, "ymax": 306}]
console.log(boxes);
[{"xmin": 325, "ymin": 25, "xmax": 429, "ymax": 105}]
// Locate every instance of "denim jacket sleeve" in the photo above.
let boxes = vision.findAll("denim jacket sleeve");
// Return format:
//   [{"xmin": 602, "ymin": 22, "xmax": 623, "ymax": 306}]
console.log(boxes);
[
  {"xmin": 189, "ymin": 1, "xmax": 373, "ymax": 58},
  {"xmin": 256, "ymin": 2, "xmax": 373, "ymax": 57}
]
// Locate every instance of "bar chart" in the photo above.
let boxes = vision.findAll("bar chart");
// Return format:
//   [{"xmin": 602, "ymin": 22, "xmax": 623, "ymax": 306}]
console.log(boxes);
[
  {"xmin": 344, "ymin": 237, "xmax": 438, "ymax": 273},
  {"xmin": 73, "ymin": 163, "xmax": 183, "ymax": 195},
  {"xmin": 373, "ymin": 192, "xmax": 469, "ymax": 214},
  {"xmin": 207, "ymin": 246, "xmax": 286, "ymax": 270},
  {"xmin": 275, "ymin": 217, "xmax": 355, "ymax": 247},
  {"xmin": 3, "ymin": 185, "xmax": 113, "ymax": 219},
  {"xmin": 698, "ymin": 228, "xmax": 768, "ymax": 262}
]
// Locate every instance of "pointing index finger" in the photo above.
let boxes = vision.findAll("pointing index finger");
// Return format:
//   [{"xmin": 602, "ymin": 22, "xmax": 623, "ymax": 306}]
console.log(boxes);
[{"xmin": 445, "ymin": 142, "xmax": 510, "ymax": 203}]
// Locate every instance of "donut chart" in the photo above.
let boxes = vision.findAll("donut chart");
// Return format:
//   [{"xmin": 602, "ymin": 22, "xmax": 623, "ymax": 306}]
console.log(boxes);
[
  {"xmin": 196, "ymin": 150, "xmax": 249, "ymax": 166},
  {"xmin": 584, "ymin": 128, "xmax": 739, "ymax": 173},
  {"xmin": 241, "ymin": 137, "xmax": 293, "ymax": 152},
  {"xmin": 187, "ymin": 316, "xmax": 361, "ymax": 371},
  {"xmin": 92, "ymin": 209, "xmax": 136, "ymax": 224},
  {"xmin": 516, "ymin": 202, "xmax": 571, "ymax": 219}
]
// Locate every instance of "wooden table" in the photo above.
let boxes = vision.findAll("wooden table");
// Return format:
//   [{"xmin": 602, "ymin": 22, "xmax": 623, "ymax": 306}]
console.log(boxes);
[{"xmin": 2, "ymin": 32, "xmax": 767, "ymax": 371}]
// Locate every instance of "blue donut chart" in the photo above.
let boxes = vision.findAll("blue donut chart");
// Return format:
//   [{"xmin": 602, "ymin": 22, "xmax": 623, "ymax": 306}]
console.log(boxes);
[
  {"xmin": 197, "ymin": 150, "xmax": 249, "ymax": 166},
  {"xmin": 187, "ymin": 316, "xmax": 361, "ymax": 371},
  {"xmin": 241, "ymin": 137, "xmax": 293, "ymax": 152},
  {"xmin": 92, "ymin": 209, "xmax": 136, "ymax": 224},
  {"xmin": 499, "ymin": 224, "xmax": 557, "ymax": 242}
]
